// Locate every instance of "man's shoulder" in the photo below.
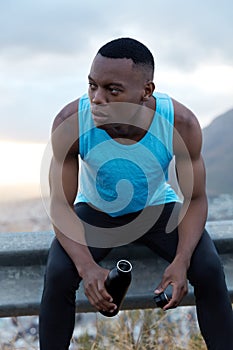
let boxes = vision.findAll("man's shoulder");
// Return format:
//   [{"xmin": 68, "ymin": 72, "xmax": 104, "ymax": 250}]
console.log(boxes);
[
  {"xmin": 172, "ymin": 98, "xmax": 202, "ymax": 157},
  {"xmin": 172, "ymin": 98, "xmax": 199, "ymax": 132},
  {"xmin": 51, "ymin": 98, "xmax": 81, "ymax": 158},
  {"xmin": 52, "ymin": 99, "xmax": 79, "ymax": 131}
]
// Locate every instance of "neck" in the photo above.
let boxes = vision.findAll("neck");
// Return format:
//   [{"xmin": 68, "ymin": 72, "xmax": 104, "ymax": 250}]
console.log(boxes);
[
  {"xmin": 102, "ymin": 96, "xmax": 156, "ymax": 143},
  {"xmin": 105, "ymin": 124, "xmax": 146, "ymax": 144}
]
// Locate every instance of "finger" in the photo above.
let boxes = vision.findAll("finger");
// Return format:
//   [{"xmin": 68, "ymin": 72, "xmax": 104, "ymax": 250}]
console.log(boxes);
[
  {"xmin": 95, "ymin": 291, "xmax": 117, "ymax": 312},
  {"xmin": 97, "ymin": 280, "xmax": 113, "ymax": 302},
  {"xmin": 162, "ymin": 286, "xmax": 183, "ymax": 310},
  {"xmin": 87, "ymin": 290, "xmax": 116, "ymax": 311},
  {"xmin": 84, "ymin": 282, "xmax": 104, "ymax": 309},
  {"xmin": 154, "ymin": 280, "xmax": 170, "ymax": 294},
  {"xmin": 163, "ymin": 299, "xmax": 178, "ymax": 311},
  {"xmin": 87, "ymin": 283, "xmax": 117, "ymax": 312}
]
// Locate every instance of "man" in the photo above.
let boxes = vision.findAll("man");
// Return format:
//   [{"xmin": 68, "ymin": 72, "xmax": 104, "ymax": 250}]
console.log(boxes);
[{"xmin": 39, "ymin": 38, "xmax": 233, "ymax": 349}]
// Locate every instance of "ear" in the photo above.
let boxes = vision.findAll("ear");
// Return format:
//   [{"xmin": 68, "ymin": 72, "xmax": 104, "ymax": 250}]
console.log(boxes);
[{"xmin": 143, "ymin": 81, "xmax": 155, "ymax": 101}]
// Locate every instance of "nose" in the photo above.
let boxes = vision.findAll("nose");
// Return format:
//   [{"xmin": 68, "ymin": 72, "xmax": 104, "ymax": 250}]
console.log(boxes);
[{"xmin": 90, "ymin": 87, "xmax": 107, "ymax": 105}]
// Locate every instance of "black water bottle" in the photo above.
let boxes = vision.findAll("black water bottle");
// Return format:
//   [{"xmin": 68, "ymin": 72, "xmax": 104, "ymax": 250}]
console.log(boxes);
[
  {"xmin": 100, "ymin": 259, "xmax": 132, "ymax": 317},
  {"xmin": 154, "ymin": 292, "xmax": 169, "ymax": 308}
]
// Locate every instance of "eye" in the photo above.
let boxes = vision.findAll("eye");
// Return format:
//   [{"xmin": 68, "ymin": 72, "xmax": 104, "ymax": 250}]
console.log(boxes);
[
  {"xmin": 109, "ymin": 87, "xmax": 122, "ymax": 95},
  {"xmin": 88, "ymin": 82, "xmax": 97, "ymax": 90}
]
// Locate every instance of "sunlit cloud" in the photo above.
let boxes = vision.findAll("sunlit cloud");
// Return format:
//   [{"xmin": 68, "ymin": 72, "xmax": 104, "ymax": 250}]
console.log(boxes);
[{"xmin": 0, "ymin": 142, "xmax": 46, "ymax": 185}]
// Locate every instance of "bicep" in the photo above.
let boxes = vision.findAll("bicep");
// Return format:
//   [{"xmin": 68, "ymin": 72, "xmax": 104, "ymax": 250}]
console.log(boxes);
[
  {"xmin": 173, "ymin": 104, "xmax": 206, "ymax": 200},
  {"xmin": 175, "ymin": 154, "xmax": 206, "ymax": 200},
  {"xmin": 50, "ymin": 100, "xmax": 79, "ymax": 206},
  {"xmin": 62, "ymin": 154, "xmax": 79, "ymax": 205},
  {"xmin": 49, "ymin": 153, "xmax": 78, "ymax": 207}
]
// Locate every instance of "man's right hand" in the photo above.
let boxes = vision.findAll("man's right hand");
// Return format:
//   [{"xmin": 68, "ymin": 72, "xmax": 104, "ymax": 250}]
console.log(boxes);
[{"xmin": 81, "ymin": 263, "xmax": 117, "ymax": 313}]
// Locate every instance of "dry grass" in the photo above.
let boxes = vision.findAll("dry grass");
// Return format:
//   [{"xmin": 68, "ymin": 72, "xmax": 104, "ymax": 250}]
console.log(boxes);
[
  {"xmin": 0, "ymin": 308, "xmax": 207, "ymax": 349},
  {"xmin": 71, "ymin": 309, "xmax": 206, "ymax": 350}
]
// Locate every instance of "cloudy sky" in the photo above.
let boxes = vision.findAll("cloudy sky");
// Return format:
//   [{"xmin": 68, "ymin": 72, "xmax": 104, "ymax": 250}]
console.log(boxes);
[{"xmin": 1, "ymin": 0, "xmax": 233, "ymax": 143}]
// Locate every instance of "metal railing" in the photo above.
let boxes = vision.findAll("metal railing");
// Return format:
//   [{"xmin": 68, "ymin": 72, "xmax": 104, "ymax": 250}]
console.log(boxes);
[{"xmin": 0, "ymin": 220, "xmax": 233, "ymax": 317}]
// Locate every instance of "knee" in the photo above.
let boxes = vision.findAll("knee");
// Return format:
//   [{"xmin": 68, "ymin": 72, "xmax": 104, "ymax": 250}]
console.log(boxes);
[
  {"xmin": 45, "ymin": 257, "xmax": 80, "ymax": 292},
  {"xmin": 188, "ymin": 251, "xmax": 225, "ymax": 288},
  {"xmin": 203, "ymin": 253, "xmax": 224, "ymax": 285}
]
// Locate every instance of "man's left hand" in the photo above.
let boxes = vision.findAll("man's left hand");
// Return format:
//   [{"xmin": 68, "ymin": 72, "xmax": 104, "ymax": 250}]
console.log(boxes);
[{"xmin": 154, "ymin": 258, "xmax": 188, "ymax": 310}]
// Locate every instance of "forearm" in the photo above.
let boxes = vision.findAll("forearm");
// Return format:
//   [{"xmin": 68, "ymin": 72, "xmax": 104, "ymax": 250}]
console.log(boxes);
[
  {"xmin": 55, "ymin": 227, "xmax": 98, "ymax": 277},
  {"xmin": 51, "ymin": 200, "xmax": 97, "ymax": 277},
  {"xmin": 175, "ymin": 194, "xmax": 208, "ymax": 268}
]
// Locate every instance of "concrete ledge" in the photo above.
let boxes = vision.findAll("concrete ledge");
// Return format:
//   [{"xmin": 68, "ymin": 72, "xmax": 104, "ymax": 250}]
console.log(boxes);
[{"xmin": 0, "ymin": 220, "xmax": 233, "ymax": 317}]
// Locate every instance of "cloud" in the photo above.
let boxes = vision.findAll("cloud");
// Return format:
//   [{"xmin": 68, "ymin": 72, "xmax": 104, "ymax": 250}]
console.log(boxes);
[
  {"xmin": 0, "ymin": 0, "xmax": 232, "ymax": 142},
  {"xmin": 1, "ymin": 0, "xmax": 232, "ymax": 67},
  {"xmin": 122, "ymin": 0, "xmax": 233, "ymax": 71},
  {"xmin": 0, "ymin": 0, "xmax": 111, "ymax": 56}
]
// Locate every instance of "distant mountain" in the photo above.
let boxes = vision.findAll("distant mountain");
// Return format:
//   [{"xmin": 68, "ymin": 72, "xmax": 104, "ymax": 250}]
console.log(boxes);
[{"xmin": 202, "ymin": 109, "xmax": 233, "ymax": 196}]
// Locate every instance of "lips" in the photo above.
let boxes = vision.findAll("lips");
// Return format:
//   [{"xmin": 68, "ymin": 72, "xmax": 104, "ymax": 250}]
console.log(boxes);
[
  {"xmin": 91, "ymin": 107, "xmax": 108, "ymax": 116},
  {"xmin": 92, "ymin": 115, "xmax": 109, "ymax": 126},
  {"xmin": 91, "ymin": 108, "xmax": 110, "ymax": 124}
]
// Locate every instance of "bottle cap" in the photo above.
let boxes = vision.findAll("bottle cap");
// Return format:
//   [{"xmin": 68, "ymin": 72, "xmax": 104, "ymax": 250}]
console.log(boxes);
[{"xmin": 117, "ymin": 259, "xmax": 132, "ymax": 273}]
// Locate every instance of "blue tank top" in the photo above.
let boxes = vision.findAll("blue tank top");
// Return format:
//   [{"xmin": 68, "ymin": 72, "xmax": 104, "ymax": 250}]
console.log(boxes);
[{"xmin": 76, "ymin": 92, "xmax": 180, "ymax": 217}]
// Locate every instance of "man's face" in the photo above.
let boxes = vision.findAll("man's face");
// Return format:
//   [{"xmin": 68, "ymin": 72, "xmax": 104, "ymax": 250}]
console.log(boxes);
[{"xmin": 88, "ymin": 54, "xmax": 147, "ymax": 128}]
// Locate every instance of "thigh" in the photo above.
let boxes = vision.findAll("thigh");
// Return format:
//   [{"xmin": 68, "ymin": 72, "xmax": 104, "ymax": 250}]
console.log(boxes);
[
  {"xmin": 74, "ymin": 202, "xmax": 138, "ymax": 248},
  {"xmin": 45, "ymin": 238, "xmax": 112, "ymax": 288},
  {"xmin": 137, "ymin": 202, "xmax": 181, "ymax": 262},
  {"xmin": 44, "ymin": 238, "xmax": 81, "ymax": 292},
  {"xmin": 74, "ymin": 202, "xmax": 124, "ymax": 228},
  {"xmin": 140, "ymin": 214, "xmax": 224, "ymax": 288},
  {"xmin": 187, "ymin": 229, "xmax": 223, "ymax": 287}
]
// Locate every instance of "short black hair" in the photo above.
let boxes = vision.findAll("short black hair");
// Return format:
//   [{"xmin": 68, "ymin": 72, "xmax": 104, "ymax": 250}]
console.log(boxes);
[{"xmin": 97, "ymin": 37, "xmax": 154, "ymax": 78}]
